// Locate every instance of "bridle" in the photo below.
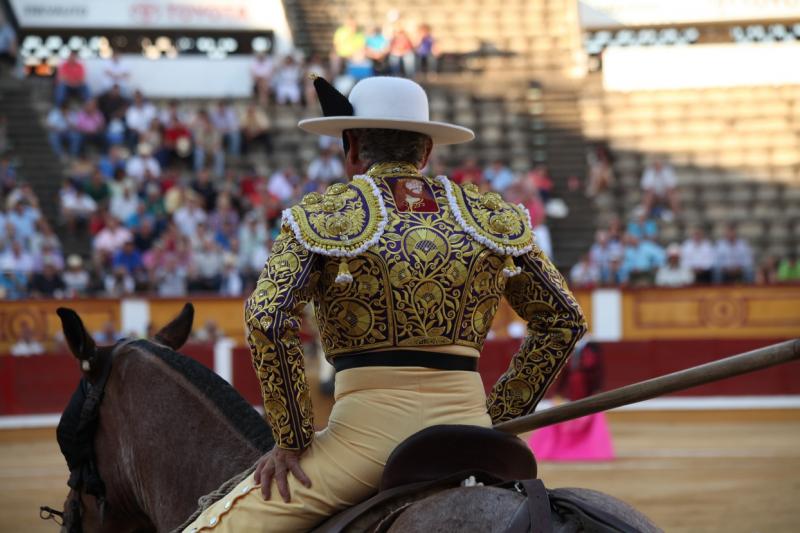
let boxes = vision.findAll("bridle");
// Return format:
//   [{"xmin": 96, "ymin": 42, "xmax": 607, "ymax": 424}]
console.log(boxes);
[{"xmin": 42, "ymin": 339, "xmax": 134, "ymax": 532}]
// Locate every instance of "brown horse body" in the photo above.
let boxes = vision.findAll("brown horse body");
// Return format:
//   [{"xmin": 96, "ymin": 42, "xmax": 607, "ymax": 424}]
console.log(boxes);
[{"xmin": 52, "ymin": 305, "xmax": 659, "ymax": 532}]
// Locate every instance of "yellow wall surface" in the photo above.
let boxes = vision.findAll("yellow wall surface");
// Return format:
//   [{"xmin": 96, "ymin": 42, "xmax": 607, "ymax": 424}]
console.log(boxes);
[{"xmin": 622, "ymin": 286, "xmax": 800, "ymax": 340}]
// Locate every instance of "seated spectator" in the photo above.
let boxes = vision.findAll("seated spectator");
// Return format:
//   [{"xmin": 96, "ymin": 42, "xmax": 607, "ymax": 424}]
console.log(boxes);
[
  {"xmin": 589, "ymin": 230, "xmax": 623, "ymax": 284},
  {"xmin": 192, "ymin": 109, "xmax": 225, "ymax": 177},
  {"xmin": 125, "ymin": 143, "xmax": 161, "ymax": 183},
  {"xmin": 139, "ymin": 117, "xmax": 163, "ymax": 159},
  {"xmin": 713, "ymin": 223, "xmax": 754, "ymax": 284},
  {"xmin": 219, "ymin": 254, "xmax": 243, "ymax": 296},
  {"xmin": 46, "ymin": 103, "xmax": 71, "ymax": 159},
  {"xmin": 110, "ymin": 184, "xmax": 140, "ymax": 223},
  {"xmin": 570, "ymin": 254, "xmax": 599, "ymax": 288},
  {"xmin": 655, "ymin": 244, "xmax": 694, "ymax": 287},
  {"xmin": 307, "ymin": 147, "xmax": 344, "ymax": 184},
  {"xmin": 188, "ymin": 238, "xmax": 223, "ymax": 292},
  {"xmin": 641, "ymin": 157, "xmax": 680, "ymax": 219},
  {"xmin": 32, "ymin": 241, "xmax": 64, "ymax": 272},
  {"xmin": 94, "ymin": 320, "xmax": 121, "ymax": 344},
  {"xmin": 365, "ymin": 27, "xmax": 389, "ymax": 73},
  {"xmin": 626, "ymin": 212, "xmax": 658, "ymax": 241},
  {"xmin": 97, "ymin": 83, "xmax": 129, "ymax": 123},
  {"xmin": 29, "ymin": 219, "xmax": 61, "ymax": 256},
  {"xmin": 273, "ymin": 56, "xmax": 303, "ymax": 106},
  {"xmin": 484, "ymin": 160, "xmax": 516, "ymax": 193},
  {"xmin": 192, "ymin": 169, "xmax": 218, "ymax": 211},
  {"xmin": 268, "ymin": 165, "xmax": 299, "ymax": 203},
  {"xmin": 112, "ymin": 240, "xmax": 144, "ymax": 276},
  {"xmin": 238, "ymin": 213, "xmax": 270, "ymax": 273},
  {"xmin": 777, "ymin": 255, "xmax": 800, "ymax": 283},
  {"xmin": 0, "ymin": 240, "xmax": 34, "ymax": 276},
  {"xmin": 63, "ymin": 254, "xmax": 90, "ymax": 297},
  {"xmin": 102, "ymin": 49, "xmax": 130, "ymax": 93},
  {"xmin": 98, "ymin": 145, "xmax": 127, "ymax": 179},
  {"xmin": 93, "ymin": 215, "xmax": 132, "ymax": 256},
  {"xmin": 527, "ymin": 164, "xmax": 553, "ymax": 203},
  {"xmin": 622, "ymin": 233, "xmax": 665, "ymax": 286},
  {"xmin": 240, "ymin": 103, "xmax": 272, "ymax": 154},
  {"xmin": 133, "ymin": 217, "xmax": 158, "ymax": 251},
  {"xmin": 125, "ymin": 90, "xmax": 157, "ymax": 147},
  {"xmin": 173, "ymin": 194, "xmax": 207, "ymax": 237},
  {"xmin": 345, "ymin": 49, "xmax": 374, "ymax": 81},
  {"xmin": 210, "ymin": 100, "xmax": 241, "ymax": 158},
  {"xmin": 55, "ymin": 51, "xmax": 89, "ymax": 106},
  {"xmin": 755, "ymin": 256, "xmax": 779, "ymax": 285},
  {"xmin": 681, "ymin": 227, "xmax": 715, "ymax": 284},
  {"xmin": 8, "ymin": 196, "xmax": 40, "ymax": 243},
  {"xmin": 83, "ymin": 168, "xmax": 111, "ymax": 207},
  {"xmin": 154, "ymin": 255, "xmax": 188, "ymax": 296},
  {"xmin": 60, "ymin": 181, "xmax": 97, "ymax": 230},
  {"xmin": 416, "ymin": 24, "xmax": 438, "ymax": 75},
  {"xmin": 585, "ymin": 143, "xmax": 614, "ymax": 197},
  {"xmin": 450, "ymin": 157, "xmax": 483, "ymax": 185},
  {"xmin": 250, "ymin": 51, "xmax": 276, "ymax": 105},
  {"xmin": 331, "ymin": 18, "xmax": 365, "ymax": 75},
  {"xmin": 10, "ymin": 323, "xmax": 45, "ymax": 356},
  {"xmin": 104, "ymin": 265, "xmax": 135, "ymax": 296},
  {"xmin": 389, "ymin": 28, "xmax": 415, "ymax": 77},
  {"xmin": 69, "ymin": 99, "xmax": 106, "ymax": 156},
  {"xmin": 28, "ymin": 260, "xmax": 65, "ymax": 298},
  {"xmin": 0, "ymin": 269, "xmax": 27, "ymax": 299},
  {"xmin": 162, "ymin": 109, "xmax": 193, "ymax": 166}
]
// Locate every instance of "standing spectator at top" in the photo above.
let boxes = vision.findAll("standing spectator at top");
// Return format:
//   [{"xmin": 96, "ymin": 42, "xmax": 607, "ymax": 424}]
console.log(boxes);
[
  {"xmin": 641, "ymin": 157, "xmax": 680, "ymax": 219},
  {"xmin": 307, "ymin": 147, "xmax": 344, "ymax": 185},
  {"xmin": 655, "ymin": 244, "xmax": 694, "ymax": 287},
  {"xmin": 365, "ymin": 27, "xmax": 390, "ymax": 74},
  {"xmin": 250, "ymin": 51, "xmax": 275, "ymax": 105},
  {"xmin": 102, "ymin": 49, "xmax": 131, "ymax": 93},
  {"xmin": 450, "ymin": 157, "xmax": 483, "ymax": 185},
  {"xmin": 416, "ymin": 24, "xmax": 438, "ymax": 75},
  {"xmin": 125, "ymin": 90, "xmax": 157, "ymax": 147},
  {"xmin": 484, "ymin": 159, "xmax": 516, "ymax": 193},
  {"xmin": 273, "ymin": 56, "xmax": 303, "ymax": 106},
  {"xmin": 0, "ymin": 14, "xmax": 17, "ymax": 75},
  {"xmin": 332, "ymin": 18, "xmax": 365, "ymax": 75},
  {"xmin": 55, "ymin": 51, "xmax": 89, "ymax": 106},
  {"xmin": 210, "ymin": 100, "xmax": 241, "ymax": 158},
  {"xmin": 713, "ymin": 223, "xmax": 753, "ymax": 284},
  {"xmin": 389, "ymin": 29, "xmax": 415, "ymax": 77},
  {"xmin": 681, "ymin": 227, "xmax": 715, "ymax": 284},
  {"xmin": 192, "ymin": 109, "xmax": 225, "ymax": 177}
]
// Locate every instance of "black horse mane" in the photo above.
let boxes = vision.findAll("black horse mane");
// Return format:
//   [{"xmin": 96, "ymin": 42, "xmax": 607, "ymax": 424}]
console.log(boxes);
[{"xmin": 132, "ymin": 338, "xmax": 275, "ymax": 453}]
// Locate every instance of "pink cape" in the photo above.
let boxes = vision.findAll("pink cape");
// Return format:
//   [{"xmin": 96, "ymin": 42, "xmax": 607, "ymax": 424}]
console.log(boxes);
[{"xmin": 527, "ymin": 412, "xmax": 615, "ymax": 461}]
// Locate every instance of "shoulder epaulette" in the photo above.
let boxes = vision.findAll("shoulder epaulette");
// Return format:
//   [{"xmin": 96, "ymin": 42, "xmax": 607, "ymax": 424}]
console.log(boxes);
[{"xmin": 437, "ymin": 176, "xmax": 534, "ymax": 257}]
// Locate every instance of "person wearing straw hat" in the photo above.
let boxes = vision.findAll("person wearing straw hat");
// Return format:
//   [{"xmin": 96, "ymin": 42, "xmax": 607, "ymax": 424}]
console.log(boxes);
[{"xmin": 183, "ymin": 77, "xmax": 587, "ymax": 532}]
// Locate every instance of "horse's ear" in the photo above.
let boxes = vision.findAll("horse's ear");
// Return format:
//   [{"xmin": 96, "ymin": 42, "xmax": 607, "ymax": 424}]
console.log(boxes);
[
  {"xmin": 153, "ymin": 303, "xmax": 194, "ymax": 350},
  {"xmin": 56, "ymin": 308, "xmax": 96, "ymax": 364}
]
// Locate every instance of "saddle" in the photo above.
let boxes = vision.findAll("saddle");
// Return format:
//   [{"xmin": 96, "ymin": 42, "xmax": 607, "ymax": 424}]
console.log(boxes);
[{"xmin": 312, "ymin": 424, "xmax": 544, "ymax": 533}]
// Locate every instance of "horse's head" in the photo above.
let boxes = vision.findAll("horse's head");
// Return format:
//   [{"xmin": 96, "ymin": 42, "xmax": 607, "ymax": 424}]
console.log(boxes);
[{"xmin": 47, "ymin": 304, "xmax": 194, "ymax": 533}]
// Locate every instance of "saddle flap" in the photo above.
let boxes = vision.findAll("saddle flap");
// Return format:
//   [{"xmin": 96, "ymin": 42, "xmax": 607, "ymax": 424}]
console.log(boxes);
[{"xmin": 379, "ymin": 424, "xmax": 537, "ymax": 491}]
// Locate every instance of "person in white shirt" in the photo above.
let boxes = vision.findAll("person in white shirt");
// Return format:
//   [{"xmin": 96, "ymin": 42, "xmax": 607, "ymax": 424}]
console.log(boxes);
[
  {"xmin": 125, "ymin": 143, "xmax": 161, "ymax": 182},
  {"xmin": 173, "ymin": 195, "xmax": 208, "ymax": 237},
  {"xmin": 125, "ymin": 90, "xmax": 157, "ymax": 143},
  {"xmin": 0, "ymin": 240, "xmax": 34, "ymax": 274},
  {"xmin": 10, "ymin": 324, "xmax": 45, "ymax": 356},
  {"xmin": 219, "ymin": 255, "xmax": 244, "ymax": 296},
  {"xmin": 641, "ymin": 158, "xmax": 680, "ymax": 218},
  {"xmin": 250, "ymin": 51, "xmax": 275, "ymax": 105},
  {"xmin": 680, "ymin": 227, "xmax": 715, "ymax": 284},
  {"xmin": 60, "ymin": 181, "xmax": 97, "ymax": 230},
  {"xmin": 110, "ymin": 185, "xmax": 140, "ymax": 223},
  {"xmin": 102, "ymin": 49, "xmax": 131, "ymax": 93},
  {"xmin": 713, "ymin": 223, "xmax": 754, "ymax": 284},
  {"xmin": 267, "ymin": 166, "xmax": 297, "ymax": 202},
  {"xmin": 570, "ymin": 254, "xmax": 599, "ymax": 288},
  {"xmin": 273, "ymin": 55, "xmax": 302, "ymax": 106},
  {"xmin": 307, "ymin": 148, "xmax": 344, "ymax": 184},
  {"xmin": 210, "ymin": 100, "xmax": 241, "ymax": 157},
  {"xmin": 656, "ymin": 244, "xmax": 694, "ymax": 287}
]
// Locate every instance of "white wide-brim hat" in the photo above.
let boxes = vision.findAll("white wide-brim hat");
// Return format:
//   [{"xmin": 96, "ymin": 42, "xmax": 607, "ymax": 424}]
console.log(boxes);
[{"xmin": 299, "ymin": 77, "xmax": 474, "ymax": 146}]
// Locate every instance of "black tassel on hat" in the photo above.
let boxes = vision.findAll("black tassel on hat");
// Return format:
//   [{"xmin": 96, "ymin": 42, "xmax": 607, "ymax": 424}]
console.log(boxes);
[
  {"xmin": 309, "ymin": 75, "xmax": 355, "ymax": 153},
  {"xmin": 311, "ymin": 75, "xmax": 353, "ymax": 117}
]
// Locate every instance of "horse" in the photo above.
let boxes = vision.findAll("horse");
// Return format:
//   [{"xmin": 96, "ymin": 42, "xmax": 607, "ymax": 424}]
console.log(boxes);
[{"xmin": 46, "ymin": 304, "xmax": 660, "ymax": 532}]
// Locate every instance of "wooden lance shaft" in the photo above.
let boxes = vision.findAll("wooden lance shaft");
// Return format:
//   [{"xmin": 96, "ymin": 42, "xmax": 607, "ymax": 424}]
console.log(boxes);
[{"xmin": 493, "ymin": 339, "xmax": 800, "ymax": 435}]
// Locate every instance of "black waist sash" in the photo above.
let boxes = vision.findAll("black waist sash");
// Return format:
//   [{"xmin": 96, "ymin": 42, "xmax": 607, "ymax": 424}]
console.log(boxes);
[{"xmin": 332, "ymin": 349, "xmax": 478, "ymax": 372}]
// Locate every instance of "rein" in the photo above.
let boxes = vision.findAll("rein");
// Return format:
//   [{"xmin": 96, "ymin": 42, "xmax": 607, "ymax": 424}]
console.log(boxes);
[{"xmin": 49, "ymin": 339, "xmax": 133, "ymax": 532}]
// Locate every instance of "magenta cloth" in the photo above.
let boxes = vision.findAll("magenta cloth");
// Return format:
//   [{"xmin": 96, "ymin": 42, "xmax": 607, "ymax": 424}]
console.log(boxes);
[{"xmin": 527, "ymin": 412, "xmax": 614, "ymax": 461}]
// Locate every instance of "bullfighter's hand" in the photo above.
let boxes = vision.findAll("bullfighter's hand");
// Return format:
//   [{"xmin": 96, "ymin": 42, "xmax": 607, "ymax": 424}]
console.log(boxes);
[{"xmin": 253, "ymin": 447, "xmax": 312, "ymax": 502}]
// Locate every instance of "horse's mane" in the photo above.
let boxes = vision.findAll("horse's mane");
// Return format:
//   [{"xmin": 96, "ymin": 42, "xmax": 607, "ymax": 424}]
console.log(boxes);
[{"xmin": 131, "ymin": 339, "xmax": 275, "ymax": 453}]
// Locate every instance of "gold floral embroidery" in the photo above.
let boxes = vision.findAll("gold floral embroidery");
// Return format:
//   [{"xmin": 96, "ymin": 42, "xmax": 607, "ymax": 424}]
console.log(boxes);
[{"xmin": 485, "ymin": 244, "xmax": 588, "ymax": 423}]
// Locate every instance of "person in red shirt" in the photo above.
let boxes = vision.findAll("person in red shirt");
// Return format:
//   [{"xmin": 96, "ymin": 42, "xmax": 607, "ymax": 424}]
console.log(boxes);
[
  {"xmin": 450, "ymin": 156, "xmax": 483, "ymax": 185},
  {"xmin": 162, "ymin": 109, "xmax": 193, "ymax": 167},
  {"xmin": 55, "ymin": 51, "xmax": 90, "ymax": 106}
]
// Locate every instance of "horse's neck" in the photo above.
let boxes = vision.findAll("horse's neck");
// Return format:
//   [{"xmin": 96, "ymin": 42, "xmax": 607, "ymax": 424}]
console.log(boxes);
[{"xmin": 100, "ymin": 354, "xmax": 263, "ymax": 531}]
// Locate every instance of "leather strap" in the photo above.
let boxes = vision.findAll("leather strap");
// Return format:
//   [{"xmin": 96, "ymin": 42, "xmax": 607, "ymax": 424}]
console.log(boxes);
[
  {"xmin": 503, "ymin": 479, "xmax": 553, "ymax": 533},
  {"xmin": 332, "ymin": 350, "xmax": 478, "ymax": 372}
]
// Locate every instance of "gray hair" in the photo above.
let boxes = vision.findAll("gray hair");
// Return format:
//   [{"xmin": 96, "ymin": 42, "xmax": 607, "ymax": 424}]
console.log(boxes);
[{"xmin": 347, "ymin": 128, "xmax": 432, "ymax": 167}]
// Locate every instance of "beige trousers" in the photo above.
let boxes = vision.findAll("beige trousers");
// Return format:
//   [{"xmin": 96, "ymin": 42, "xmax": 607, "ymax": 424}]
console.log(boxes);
[{"xmin": 183, "ymin": 366, "xmax": 492, "ymax": 532}]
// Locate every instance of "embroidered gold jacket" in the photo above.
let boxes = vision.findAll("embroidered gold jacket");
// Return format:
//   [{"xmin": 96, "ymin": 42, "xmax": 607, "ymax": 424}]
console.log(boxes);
[{"xmin": 245, "ymin": 162, "xmax": 587, "ymax": 450}]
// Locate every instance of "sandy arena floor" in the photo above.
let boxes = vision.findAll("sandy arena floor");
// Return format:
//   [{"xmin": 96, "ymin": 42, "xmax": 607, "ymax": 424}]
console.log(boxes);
[{"xmin": 1, "ymin": 410, "xmax": 798, "ymax": 532}]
